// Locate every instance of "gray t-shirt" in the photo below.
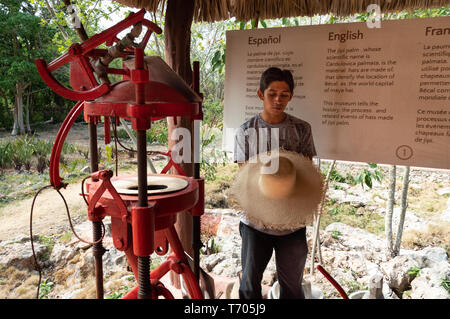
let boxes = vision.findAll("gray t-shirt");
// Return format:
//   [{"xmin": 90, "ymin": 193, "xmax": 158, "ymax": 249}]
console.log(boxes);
[{"xmin": 233, "ymin": 113, "xmax": 317, "ymax": 235}]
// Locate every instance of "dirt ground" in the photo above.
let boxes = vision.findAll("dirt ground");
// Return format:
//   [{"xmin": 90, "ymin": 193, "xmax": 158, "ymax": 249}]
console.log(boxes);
[
  {"xmin": 0, "ymin": 181, "xmax": 87, "ymax": 241},
  {"xmin": 2, "ymin": 125, "xmax": 83, "ymax": 240}
]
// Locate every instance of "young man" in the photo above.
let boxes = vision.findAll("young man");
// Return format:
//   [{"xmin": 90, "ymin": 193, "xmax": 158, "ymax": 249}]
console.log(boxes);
[{"xmin": 233, "ymin": 67, "xmax": 317, "ymax": 299}]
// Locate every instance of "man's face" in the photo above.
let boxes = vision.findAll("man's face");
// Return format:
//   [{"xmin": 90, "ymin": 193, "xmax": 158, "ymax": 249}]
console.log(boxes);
[{"xmin": 257, "ymin": 81, "xmax": 293, "ymax": 118}]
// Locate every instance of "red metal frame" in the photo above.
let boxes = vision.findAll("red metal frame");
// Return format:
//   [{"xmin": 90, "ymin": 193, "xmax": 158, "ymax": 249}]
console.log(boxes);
[
  {"xmin": 49, "ymin": 101, "xmax": 84, "ymax": 189},
  {"xmin": 85, "ymin": 172, "xmax": 204, "ymax": 298},
  {"xmin": 36, "ymin": 9, "xmax": 205, "ymax": 299},
  {"xmin": 35, "ymin": 9, "xmax": 162, "ymax": 102},
  {"xmin": 121, "ymin": 225, "xmax": 203, "ymax": 299}
]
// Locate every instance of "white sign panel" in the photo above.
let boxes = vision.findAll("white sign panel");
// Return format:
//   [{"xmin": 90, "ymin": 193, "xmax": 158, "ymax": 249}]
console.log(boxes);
[{"xmin": 223, "ymin": 17, "xmax": 450, "ymax": 170}]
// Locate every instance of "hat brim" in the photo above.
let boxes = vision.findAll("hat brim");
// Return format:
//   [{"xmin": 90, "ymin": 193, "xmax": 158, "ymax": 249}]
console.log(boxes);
[{"xmin": 231, "ymin": 150, "xmax": 324, "ymax": 231}]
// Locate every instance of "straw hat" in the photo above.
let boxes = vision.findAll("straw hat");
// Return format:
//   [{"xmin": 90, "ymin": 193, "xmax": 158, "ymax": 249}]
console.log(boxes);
[{"xmin": 230, "ymin": 150, "xmax": 324, "ymax": 231}]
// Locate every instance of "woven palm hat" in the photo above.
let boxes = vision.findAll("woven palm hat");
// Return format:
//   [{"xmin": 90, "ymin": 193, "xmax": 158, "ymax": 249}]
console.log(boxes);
[{"xmin": 230, "ymin": 150, "xmax": 324, "ymax": 231}]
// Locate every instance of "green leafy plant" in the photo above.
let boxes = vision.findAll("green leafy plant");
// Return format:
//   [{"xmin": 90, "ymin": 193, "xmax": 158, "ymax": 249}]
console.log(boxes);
[
  {"xmin": 342, "ymin": 278, "xmax": 364, "ymax": 294},
  {"xmin": 10, "ymin": 137, "xmax": 35, "ymax": 171},
  {"xmin": 32, "ymin": 138, "xmax": 53, "ymax": 157},
  {"xmin": 330, "ymin": 206, "xmax": 341, "ymax": 216},
  {"xmin": 39, "ymin": 279, "xmax": 54, "ymax": 299},
  {"xmin": 323, "ymin": 166, "xmax": 355, "ymax": 185},
  {"xmin": 330, "ymin": 231, "xmax": 341, "ymax": 240},
  {"xmin": 201, "ymin": 236, "xmax": 220, "ymax": 255},
  {"xmin": 407, "ymin": 266, "xmax": 421, "ymax": 277},
  {"xmin": 106, "ymin": 285, "xmax": 130, "ymax": 299},
  {"xmin": 355, "ymin": 163, "xmax": 384, "ymax": 189},
  {"xmin": 36, "ymin": 155, "xmax": 48, "ymax": 174},
  {"xmin": 0, "ymin": 142, "xmax": 12, "ymax": 170},
  {"xmin": 200, "ymin": 130, "xmax": 229, "ymax": 181},
  {"xmin": 211, "ymin": 48, "xmax": 226, "ymax": 74},
  {"xmin": 147, "ymin": 120, "xmax": 168, "ymax": 145},
  {"xmin": 105, "ymin": 144, "xmax": 113, "ymax": 163},
  {"xmin": 441, "ymin": 277, "xmax": 450, "ymax": 293}
]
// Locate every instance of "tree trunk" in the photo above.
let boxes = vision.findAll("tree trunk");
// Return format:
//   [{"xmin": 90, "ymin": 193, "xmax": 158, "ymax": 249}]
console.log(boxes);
[
  {"xmin": 151, "ymin": 11, "xmax": 163, "ymax": 57},
  {"xmin": 11, "ymin": 104, "xmax": 19, "ymax": 136},
  {"xmin": 12, "ymin": 80, "xmax": 30, "ymax": 135},
  {"xmin": 25, "ymin": 89, "xmax": 31, "ymax": 133},
  {"xmin": 164, "ymin": 0, "xmax": 195, "ymax": 289},
  {"xmin": 394, "ymin": 166, "xmax": 410, "ymax": 256},
  {"xmin": 385, "ymin": 165, "xmax": 396, "ymax": 258},
  {"xmin": 164, "ymin": 0, "xmax": 194, "ymax": 82},
  {"xmin": 17, "ymin": 83, "xmax": 25, "ymax": 135}
]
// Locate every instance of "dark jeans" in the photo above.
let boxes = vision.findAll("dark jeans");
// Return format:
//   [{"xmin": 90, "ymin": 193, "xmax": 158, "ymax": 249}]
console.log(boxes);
[{"xmin": 239, "ymin": 222, "xmax": 308, "ymax": 299}]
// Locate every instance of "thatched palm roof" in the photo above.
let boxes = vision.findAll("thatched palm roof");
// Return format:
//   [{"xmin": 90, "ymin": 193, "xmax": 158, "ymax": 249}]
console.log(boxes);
[{"xmin": 114, "ymin": 0, "xmax": 450, "ymax": 22}]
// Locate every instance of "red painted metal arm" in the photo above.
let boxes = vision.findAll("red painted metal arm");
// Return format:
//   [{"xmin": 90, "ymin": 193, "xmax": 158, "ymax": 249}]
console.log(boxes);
[
  {"xmin": 316, "ymin": 265, "xmax": 349, "ymax": 299},
  {"xmin": 49, "ymin": 101, "xmax": 84, "ymax": 189},
  {"xmin": 35, "ymin": 9, "xmax": 162, "ymax": 102},
  {"xmin": 138, "ymin": 20, "xmax": 163, "ymax": 48},
  {"xmin": 35, "ymin": 59, "xmax": 110, "ymax": 101},
  {"xmin": 158, "ymin": 151, "xmax": 187, "ymax": 176}
]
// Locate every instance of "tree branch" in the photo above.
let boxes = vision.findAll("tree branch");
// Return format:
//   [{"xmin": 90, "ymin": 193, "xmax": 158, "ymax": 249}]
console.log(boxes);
[
  {"xmin": 23, "ymin": 81, "xmax": 32, "ymax": 91},
  {"xmin": 385, "ymin": 165, "xmax": 396, "ymax": 258},
  {"xmin": 394, "ymin": 166, "xmax": 410, "ymax": 255},
  {"xmin": 151, "ymin": 11, "xmax": 162, "ymax": 57},
  {"xmin": 44, "ymin": 0, "xmax": 70, "ymax": 40},
  {"xmin": 62, "ymin": 0, "xmax": 89, "ymax": 41}
]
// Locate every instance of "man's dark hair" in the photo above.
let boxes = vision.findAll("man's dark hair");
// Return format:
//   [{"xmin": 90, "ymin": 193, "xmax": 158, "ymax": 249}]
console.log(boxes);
[{"xmin": 259, "ymin": 67, "xmax": 295, "ymax": 93}]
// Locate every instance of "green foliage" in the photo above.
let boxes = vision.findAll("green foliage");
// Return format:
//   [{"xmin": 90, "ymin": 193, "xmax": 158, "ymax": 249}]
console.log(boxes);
[
  {"xmin": 191, "ymin": 20, "xmax": 229, "ymax": 102},
  {"xmin": 0, "ymin": 142, "xmax": 12, "ymax": 171},
  {"xmin": 322, "ymin": 201, "xmax": 385, "ymax": 235},
  {"xmin": 39, "ymin": 279, "xmax": 54, "ymax": 299},
  {"xmin": 0, "ymin": 170, "xmax": 46, "ymax": 208},
  {"xmin": 106, "ymin": 285, "xmax": 130, "ymax": 299},
  {"xmin": 211, "ymin": 48, "xmax": 225, "ymax": 74},
  {"xmin": 148, "ymin": 120, "xmax": 168, "ymax": 145},
  {"xmin": 441, "ymin": 277, "xmax": 450, "ymax": 293},
  {"xmin": 330, "ymin": 231, "xmax": 341, "ymax": 240},
  {"xmin": 408, "ymin": 266, "xmax": 421, "ymax": 277},
  {"xmin": 328, "ymin": 168, "xmax": 356, "ymax": 185},
  {"xmin": 59, "ymin": 157, "xmax": 87, "ymax": 177},
  {"xmin": 33, "ymin": 138, "xmax": 54, "ymax": 156},
  {"xmin": 113, "ymin": 120, "xmax": 168, "ymax": 145},
  {"xmin": 0, "ymin": 0, "xmax": 70, "ymax": 130},
  {"xmin": 325, "ymin": 14, "xmax": 340, "ymax": 24},
  {"xmin": 31, "ymin": 0, "xmax": 125, "ymax": 51},
  {"xmin": 0, "ymin": 135, "xmax": 61, "ymax": 172},
  {"xmin": 200, "ymin": 127, "xmax": 229, "ymax": 182},
  {"xmin": 105, "ymin": 144, "xmax": 113, "ymax": 163},
  {"xmin": 0, "ymin": 134, "xmax": 85, "ymax": 186},
  {"xmin": 0, "ymin": 1, "xmax": 127, "ymax": 131},
  {"xmin": 341, "ymin": 278, "xmax": 364, "ymax": 295},
  {"xmin": 324, "ymin": 163, "xmax": 384, "ymax": 189},
  {"xmin": 354, "ymin": 163, "xmax": 384, "ymax": 189},
  {"xmin": 200, "ymin": 100, "xmax": 227, "ymax": 181},
  {"xmin": 38, "ymin": 235, "xmax": 55, "ymax": 261},
  {"xmin": 200, "ymin": 236, "xmax": 220, "ymax": 255},
  {"xmin": 203, "ymin": 100, "xmax": 224, "ymax": 128},
  {"xmin": 114, "ymin": 128, "xmax": 130, "ymax": 141},
  {"xmin": 0, "ymin": 1, "xmax": 54, "ymax": 88},
  {"xmin": 11, "ymin": 136, "xmax": 35, "ymax": 170}
]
